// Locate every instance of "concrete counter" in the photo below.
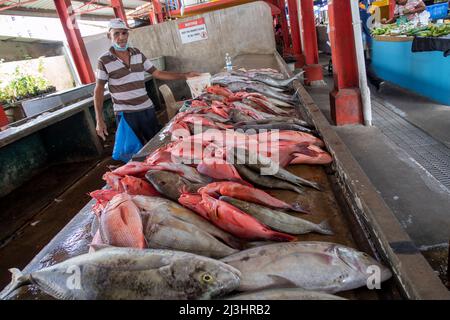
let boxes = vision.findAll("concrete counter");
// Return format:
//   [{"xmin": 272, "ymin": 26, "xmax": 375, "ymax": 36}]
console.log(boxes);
[{"xmin": 3, "ymin": 53, "xmax": 449, "ymax": 300}]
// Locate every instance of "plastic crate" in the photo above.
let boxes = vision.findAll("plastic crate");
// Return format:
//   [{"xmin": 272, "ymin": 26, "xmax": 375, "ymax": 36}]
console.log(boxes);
[{"xmin": 426, "ymin": 2, "xmax": 449, "ymax": 20}]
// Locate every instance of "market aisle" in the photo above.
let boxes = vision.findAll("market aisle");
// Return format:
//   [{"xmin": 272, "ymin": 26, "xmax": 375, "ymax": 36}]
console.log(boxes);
[{"xmin": 305, "ymin": 72, "xmax": 450, "ymax": 285}]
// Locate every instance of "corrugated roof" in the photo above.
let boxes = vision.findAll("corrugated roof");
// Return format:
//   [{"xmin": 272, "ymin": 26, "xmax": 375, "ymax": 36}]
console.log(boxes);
[{"xmin": 0, "ymin": 0, "xmax": 151, "ymax": 19}]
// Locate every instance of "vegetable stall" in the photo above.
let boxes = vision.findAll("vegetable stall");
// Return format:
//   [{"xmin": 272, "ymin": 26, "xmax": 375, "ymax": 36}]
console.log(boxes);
[{"xmin": 371, "ymin": 22, "xmax": 450, "ymax": 105}]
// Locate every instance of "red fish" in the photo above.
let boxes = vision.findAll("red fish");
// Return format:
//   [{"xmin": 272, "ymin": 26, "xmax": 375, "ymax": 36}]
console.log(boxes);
[
  {"xmin": 100, "ymin": 193, "xmax": 146, "ymax": 248},
  {"xmin": 207, "ymin": 85, "xmax": 234, "ymax": 98},
  {"xmin": 191, "ymin": 100, "xmax": 209, "ymax": 107},
  {"xmin": 264, "ymin": 131, "xmax": 325, "ymax": 147},
  {"xmin": 89, "ymin": 189, "xmax": 121, "ymax": 216},
  {"xmin": 178, "ymin": 193, "xmax": 210, "ymax": 217},
  {"xmin": 197, "ymin": 160, "xmax": 252, "ymax": 186},
  {"xmin": 120, "ymin": 175, "xmax": 160, "ymax": 196},
  {"xmin": 180, "ymin": 193, "xmax": 295, "ymax": 241},
  {"xmin": 112, "ymin": 161, "xmax": 154, "ymax": 177},
  {"xmin": 290, "ymin": 145, "xmax": 333, "ymax": 165},
  {"xmin": 102, "ymin": 172, "xmax": 125, "ymax": 192},
  {"xmin": 144, "ymin": 143, "xmax": 175, "ymax": 165},
  {"xmin": 199, "ymin": 181, "xmax": 305, "ymax": 212}
]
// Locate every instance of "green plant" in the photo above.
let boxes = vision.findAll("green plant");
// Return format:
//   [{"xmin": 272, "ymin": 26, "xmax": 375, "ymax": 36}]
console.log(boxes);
[{"xmin": 0, "ymin": 63, "xmax": 52, "ymax": 105}]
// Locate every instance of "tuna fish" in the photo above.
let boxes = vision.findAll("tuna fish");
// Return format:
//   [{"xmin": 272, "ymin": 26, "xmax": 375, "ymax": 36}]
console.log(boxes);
[
  {"xmin": 0, "ymin": 247, "xmax": 241, "ymax": 300},
  {"xmin": 234, "ymin": 149, "xmax": 322, "ymax": 191},
  {"xmin": 145, "ymin": 170, "xmax": 206, "ymax": 201},
  {"xmin": 234, "ymin": 164, "xmax": 304, "ymax": 194},
  {"xmin": 145, "ymin": 162, "xmax": 212, "ymax": 184},
  {"xmin": 237, "ymin": 123, "xmax": 315, "ymax": 135},
  {"xmin": 131, "ymin": 195, "xmax": 243, "ymax": 249},
  {"xmin": 141, "ymin": 210, "xmax": 238, "ymax": 258},
  {"xmin": 220, "ymin": 197, "xmax": 333, "ymax": 235},
  {"xmin": 224, "ymin": 288, "xmax": 346, "ymax": 300},
  {"xmin": 221, "ymin": 242, "xmax": 392, "ymax": 293}
]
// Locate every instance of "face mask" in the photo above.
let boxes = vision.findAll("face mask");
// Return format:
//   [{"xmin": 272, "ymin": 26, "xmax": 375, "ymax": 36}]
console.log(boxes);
[{"xmin": 113, "ymin": 42, "xmax": 128, "ymax": 52}]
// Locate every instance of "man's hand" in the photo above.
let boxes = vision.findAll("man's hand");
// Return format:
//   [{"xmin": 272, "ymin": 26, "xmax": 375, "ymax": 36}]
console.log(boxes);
[
  {"xmin": 96, "ymin": 119, "xmax": 108, "ymax": 141},
  {"xmin": 184, "ymin": 71, "xmax": 202, "ymax": 79}
]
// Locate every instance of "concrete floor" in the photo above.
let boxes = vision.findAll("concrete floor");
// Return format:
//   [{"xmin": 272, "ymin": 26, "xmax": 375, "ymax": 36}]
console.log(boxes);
[{"xmin": 304, "ymin": 66, "xmax": 450, "ymax": 284}]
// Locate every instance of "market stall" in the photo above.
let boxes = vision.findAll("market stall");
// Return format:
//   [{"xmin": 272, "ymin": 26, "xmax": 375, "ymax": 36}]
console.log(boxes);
[{"xmin": 371, "ymin": 22, "xmax": 450, "ymax": 105}]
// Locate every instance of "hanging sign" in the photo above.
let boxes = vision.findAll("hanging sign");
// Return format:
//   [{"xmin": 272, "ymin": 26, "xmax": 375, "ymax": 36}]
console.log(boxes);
[{"xmin": 178, "ymin": 18, "xmax": 208, "ymax": 44}]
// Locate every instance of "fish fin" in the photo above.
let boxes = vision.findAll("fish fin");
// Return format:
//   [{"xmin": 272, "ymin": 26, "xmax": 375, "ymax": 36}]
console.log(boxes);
[
  {"xmin": 317, "ymin": 220, "xmax": 334, "ymax": 236},
  {"xmin": 290, "ymin": 202, "xmax": 312, "ymax": 214},
  {"xmin": 0, "ymin": 268, "xmax": 30, "ymax": 300},
  {"xmin": 265, "ymin": 275, "xmax": 300, "ymax": 289}
]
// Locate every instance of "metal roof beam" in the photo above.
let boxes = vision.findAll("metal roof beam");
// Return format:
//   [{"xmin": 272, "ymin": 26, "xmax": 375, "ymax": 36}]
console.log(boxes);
[{"xmin": 0, "ymin": 7, "xmax": 114, "ymax": 19}]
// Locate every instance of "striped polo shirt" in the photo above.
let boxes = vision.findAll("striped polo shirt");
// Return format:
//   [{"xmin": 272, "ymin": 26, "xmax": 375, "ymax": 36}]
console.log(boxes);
[{"xmin": 96, "ymin": 47, "xmax": 157, "ymax": 113}]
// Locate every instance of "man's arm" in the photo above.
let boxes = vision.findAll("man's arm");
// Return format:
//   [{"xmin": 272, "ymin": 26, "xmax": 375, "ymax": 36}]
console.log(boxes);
[
  {"xmin": 151, "ymin": 69, "xmax": 200, "ymax": 81},
  {"xmin": 383, "ymin": 15, "xmax": 399, "ymax": 24},
  {"xmin": 94, "ymin": 79, "xmax": 108, "ymax": 141}
]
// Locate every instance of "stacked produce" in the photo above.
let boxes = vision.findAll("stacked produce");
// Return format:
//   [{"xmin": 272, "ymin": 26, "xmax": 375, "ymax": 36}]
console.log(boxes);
[
  {"xmin": 371, "ymin": 22, "xmax": 450, "ymax": 37},
  {"xmin": 0, "ymin": 68, "xmax": 392, "ymax": 300}
]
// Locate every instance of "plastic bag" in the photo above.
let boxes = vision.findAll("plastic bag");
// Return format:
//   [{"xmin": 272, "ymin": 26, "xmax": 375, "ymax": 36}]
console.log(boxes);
[{"xmin": 112, "ymin": 113, "xmax": 143, "ymax": 162}]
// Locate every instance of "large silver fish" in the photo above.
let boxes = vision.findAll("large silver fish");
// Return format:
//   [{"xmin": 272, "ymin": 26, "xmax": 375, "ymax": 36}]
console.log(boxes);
[
  {"xmin": 132, "ymin": 195, "xmax": 243, "ymax": 249},
  {"xmin": 227, "ymin": 82, "xmax": 297, "ymax": 103},
  {"xmin": 221, "ymin": 242, "xmax": 392, "ymax": 293},
  {"xmin": 234, "ymin": 117, "xmax": 312, "ymax": 129},
  {"xmin": 249, "ymin": 72, "xmax": 304, "ymax": 89},
  {"xmin": 234, "ymin": 148, "xmax": 322, "ymax": 191},
  {"xmin": 145, "ymin": 170, "xmax": 206, "ymax": 201},
  {"xmin": 1, "ymin": 247, "xmax": 241, "ymax": 300},
  {"xmin": 224, "ymin": 288, "xmax": 346, "ymax": 300},
  {"xmin": 234, "ymin": 164, "xmax": 305, "ymax": 194},
  {"xmin": 220, "ymin": 197, "xmax": 333, "ymax": 235},
  {"xmin": 141, "ymin": 210, "xmax": 238, "ymax": 258}
]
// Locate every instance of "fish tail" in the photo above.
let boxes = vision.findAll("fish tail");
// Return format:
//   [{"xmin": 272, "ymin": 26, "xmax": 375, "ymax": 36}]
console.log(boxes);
[
  {"xmin": 0, "ymin": 268, "xmax": 30, "ymax": 300},
  {"xmin": 317, "ymin": 220, "xmax": 334, "ymax": 235}
]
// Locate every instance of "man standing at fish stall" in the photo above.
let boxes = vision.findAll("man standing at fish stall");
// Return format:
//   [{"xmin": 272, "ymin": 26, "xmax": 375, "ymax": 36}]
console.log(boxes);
[{"xmin": 94, "ymin": 18, "xmax": 200, "ymax": 147}]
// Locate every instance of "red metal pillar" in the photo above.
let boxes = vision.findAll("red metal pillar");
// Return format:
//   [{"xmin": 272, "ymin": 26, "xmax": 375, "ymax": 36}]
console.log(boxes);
[
  {"xmin": 153, "ymin": 0, "xmax": 164, "ymax": 23},
  {"xmin": 286, "ymin": 0, "xmax": 305, "ymax": 67},
  {"xmin": 0, "ymin": 105, "xmax": 9, "ymax": 128},
  {"xmin": 111, "ymin": 0, "xmax": 128, "ymax": 26},
  {"xmin": 277, "ymin": 0, "xmax": 291, "ymax": 55},
  {"xmin": 328, "ymin": 0, "xmax": 363, "ymax": 125},
  {"xmin": 389, "ymin": 0, "xmax": 396, "ymax": 19},
  {"xmin": 299, "ymin": 0, "xmax": 323, "ymax": 85},
  {"xmin": 54, "ymin": 0, "xmax": 95, "ymax": 84}
]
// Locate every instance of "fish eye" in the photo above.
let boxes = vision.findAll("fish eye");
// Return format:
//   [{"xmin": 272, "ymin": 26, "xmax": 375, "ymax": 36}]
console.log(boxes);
[{"xmin": 200, "ymin": 272, "xmax": 215, "ymax": 284}]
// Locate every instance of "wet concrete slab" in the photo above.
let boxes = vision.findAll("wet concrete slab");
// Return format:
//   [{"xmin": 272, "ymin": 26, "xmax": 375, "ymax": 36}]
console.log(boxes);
[{"xmin": 0, "ymin": 156, "xmax": 119, "ymax": 289}]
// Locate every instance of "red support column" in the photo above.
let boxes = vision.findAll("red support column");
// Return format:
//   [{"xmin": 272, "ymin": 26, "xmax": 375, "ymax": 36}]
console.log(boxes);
[
  {"xmin": 111, "ymin": 0, "xmax": 128, "ymax": 26},
  {"xmin": 153, "ymin": 0, "xmax": 164, "ymax": 23},
  {"xmin": 328, "ymin": 0, "xmax": 363, "ymax": 125},
  {"xmin": 389, "ymin": 0, "xmax": 396, "ymax": 19},
  {"xmin": 286, "ymin": 0, "xmax": 305, "ymax": 67},
  {"xmin": 299, "ymin": 0, "xmax": 323, "ymax": 85},
  {"xmin": 54, "ymin": 0, "xmax": 95, "ymax": 84},
  {"xmin": 277, "ymin": 0, "xmax": 291, "ymax": 55}
]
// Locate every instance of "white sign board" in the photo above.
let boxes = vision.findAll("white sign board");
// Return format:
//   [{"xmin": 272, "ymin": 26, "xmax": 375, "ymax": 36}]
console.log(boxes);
[{"xmin": 178, "ymin": 18, "xmax": 208, "ymax": 44}]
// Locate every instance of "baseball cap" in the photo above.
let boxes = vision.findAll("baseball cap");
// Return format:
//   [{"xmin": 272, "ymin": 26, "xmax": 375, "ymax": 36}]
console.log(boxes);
[{"xmin": 108, "ymin": 18, "xmax": 130, "ymax": 31}]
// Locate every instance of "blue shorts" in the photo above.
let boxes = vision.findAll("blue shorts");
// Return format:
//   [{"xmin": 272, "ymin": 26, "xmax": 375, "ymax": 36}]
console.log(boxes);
[{"xmin": 115, "ymin": 108, "xmax": 162, "ymax": 145}]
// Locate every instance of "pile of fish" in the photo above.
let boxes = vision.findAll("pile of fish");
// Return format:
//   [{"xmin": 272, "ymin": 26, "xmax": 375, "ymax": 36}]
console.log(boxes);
[{"xmin": 0, "ymin": 68, "xmax": 391, "ymax": 300}]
